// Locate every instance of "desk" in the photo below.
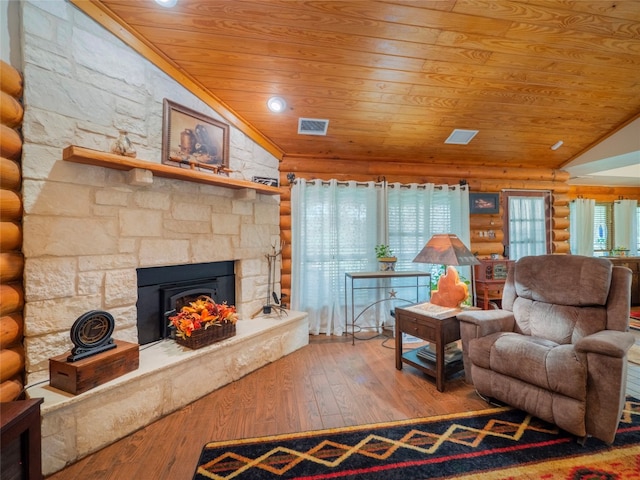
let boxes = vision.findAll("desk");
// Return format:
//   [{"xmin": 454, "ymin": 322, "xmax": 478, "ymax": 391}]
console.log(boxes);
[
  {"xmin": 395, "ymin": 305, "xmax": 463, "ymax": 392},
  {"xmin": 344, "ymin": 271, "xmax": 431, "ymax": 345},
  {"xmin": 1, "ymin": 398, "xmax": 44, "ymax": 480}
]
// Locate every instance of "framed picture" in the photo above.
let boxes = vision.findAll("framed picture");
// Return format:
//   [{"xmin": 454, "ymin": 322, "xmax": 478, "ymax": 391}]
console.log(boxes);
[
  {"xmin": 162, "ymin": 99, "xmax": 229, "ymax": 173},
  {"xmin": 469, "ymin": 193, "xmax": 500, "ymax": 214}
]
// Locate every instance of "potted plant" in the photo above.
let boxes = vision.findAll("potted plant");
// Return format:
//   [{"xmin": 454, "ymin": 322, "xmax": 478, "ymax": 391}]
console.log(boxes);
[
  {"xmin": 168, "ymin": 296, "xmax": 238, "ymax": 349},
  {"xmin": 375, "ymin": 244, "xmax": 397, "ymax": 271}
]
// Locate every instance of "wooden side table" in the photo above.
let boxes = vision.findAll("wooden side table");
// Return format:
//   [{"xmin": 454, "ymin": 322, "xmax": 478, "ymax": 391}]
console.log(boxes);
[
  {"xmin": 1, "ymin": 398, "xmax": 44, "ymax": 480},
  {"xmin": 395, "ymin": 305, "xmax": 463, "ymax": 392}
]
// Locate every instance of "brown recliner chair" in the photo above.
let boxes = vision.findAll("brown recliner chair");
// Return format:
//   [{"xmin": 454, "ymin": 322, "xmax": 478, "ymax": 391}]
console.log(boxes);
[{"xmin": 458, "ymin": 255, "xmax": 633, "ymax": 444}]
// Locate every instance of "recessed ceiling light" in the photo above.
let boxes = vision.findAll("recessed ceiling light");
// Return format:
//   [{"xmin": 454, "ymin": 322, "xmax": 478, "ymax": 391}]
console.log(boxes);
[
  {"xmin": 445, "ymin": 129, "xmax": 479, "ymax": 145},
  {"xmin": 551, "ymin": 140, "xmax": 564, "ymax": 150},
  {"xmin": 155, "ymin": 0, "xmax": 177, "ymax": 8},
  {"xmin": 267, "ymin": 97, "xmax": 287, "ymax": 113}
]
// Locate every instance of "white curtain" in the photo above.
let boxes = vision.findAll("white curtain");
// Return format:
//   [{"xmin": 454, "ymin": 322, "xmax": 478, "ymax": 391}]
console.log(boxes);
[
  {"xmin": 569, "ymin": 199, "xmax": 595, "ymax": 256},
  {"xmin": 291, "ymin": 180, "xmax": 471, "ymax": 335},
  {"xmin": 614, "ymin": 199, "xmax": 638, "ymax": 256},
  {"xmin": 291, "ymin": 179, "xmax": 381, "ymax": 335},
  {"xmin": 508, "ymin": 195, "xmax": 548, "ymax": 260},
  {"xmin": 388, "ymin": 183, "xmax": 472, "ymax": 281}
]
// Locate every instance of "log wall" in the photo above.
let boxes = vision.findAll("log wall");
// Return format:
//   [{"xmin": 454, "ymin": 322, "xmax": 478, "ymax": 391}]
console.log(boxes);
[
  {"xmin": 279, "ymin": 155, "xmax": 573, "ymax": 302},
  {"xmin": 0, "ymin": 60, "xmax": 24, "ymax": 402},
  {"xmin": 568, "ymin": 185, "xmax": 640, "ymax": 203}
]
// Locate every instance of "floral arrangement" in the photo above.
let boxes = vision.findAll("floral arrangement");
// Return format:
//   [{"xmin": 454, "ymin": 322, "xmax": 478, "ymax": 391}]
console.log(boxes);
[{"xmin": 169, "ymin": 296, "xmax": 238, "ymax": 340}]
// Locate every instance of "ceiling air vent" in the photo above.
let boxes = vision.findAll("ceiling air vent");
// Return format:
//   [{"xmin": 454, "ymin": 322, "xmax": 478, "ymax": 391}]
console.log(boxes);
[
  {"xmin": 298, "ymin": 118, "xmax": 329, "ymax": 136},
  {"xmin": 445, "ymin": 129, "xmax": 479, "ymax": 145}
]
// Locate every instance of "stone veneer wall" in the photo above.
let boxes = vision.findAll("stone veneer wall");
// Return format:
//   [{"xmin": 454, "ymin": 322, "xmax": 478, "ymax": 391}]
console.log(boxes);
[{"xmin": 20, "ymin": 0, "xmax": 281, "ymax": 385}]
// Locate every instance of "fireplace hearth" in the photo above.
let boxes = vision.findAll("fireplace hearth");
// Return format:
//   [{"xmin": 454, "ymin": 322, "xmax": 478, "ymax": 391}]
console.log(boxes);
[{"xmin": 136, "ymin": 261, "xmax": 235, "ymax": 345}]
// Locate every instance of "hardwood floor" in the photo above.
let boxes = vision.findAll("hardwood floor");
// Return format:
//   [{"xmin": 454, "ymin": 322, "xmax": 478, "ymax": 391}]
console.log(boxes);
[{"xmin": 46, "ymin": 330, "xmax": 640, "ymax": 480}]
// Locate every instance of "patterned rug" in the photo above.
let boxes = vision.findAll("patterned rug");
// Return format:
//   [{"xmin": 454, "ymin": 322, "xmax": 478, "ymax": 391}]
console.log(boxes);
[
  {"xmin": 193, "ymin": 398, "xmax": 640, "ymax": 479},
  {"xmin": 630, "ymin": 311, "xmax": 640, "ymax": 330}
]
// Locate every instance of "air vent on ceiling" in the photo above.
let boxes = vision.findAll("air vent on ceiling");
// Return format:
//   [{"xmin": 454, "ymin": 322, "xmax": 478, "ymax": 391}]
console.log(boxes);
[
  {"xmin": 445, "ymin": 129, "xmax": 479, "ymax": 145},
  {"xmin": 298, "ymin": 118, "xmax": 329, "ymax": 136}
]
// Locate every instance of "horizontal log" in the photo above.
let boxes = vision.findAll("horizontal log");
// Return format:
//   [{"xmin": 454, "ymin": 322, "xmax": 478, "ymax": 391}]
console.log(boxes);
[
  {"xmin": 281, "ymin": 274, "xmax": 291, "ymax": 291},
  {"xmin": 0, "ymin": 345, "xmax": 24, "ymax": 382},
  {"xmin": 553, "ymin": 205, "xmax": 570, "ymax": 218},
  {"xmin": 281, "ymin": 258, "xmax": 291, "ymax": 272},
  {"xmin": 470, "ymin": 215, "xmax": 502, "ymax": 229},
  {"xmin": 0, "ymin": 252, "xmax": 24, "ymax": 283},
  {"xmin": 552, "ymin": 229, "xmax": 570, "ymax": 241},
  {"xmin": 281, "ymin": 157, "xmax": 570, "ymax": 182},
  {"xmin": 0, "ymin": 376, "xmax": 23, "ymax": 402},
  {"xmin": 0, "ymin": 60, "xmax": 23, "ymax": 98},
  {"xmin": 281, "ymin": 229, "xmax": 292, "ymax": 244},
  {"xmin": 280, "ymin": 215, "xmax": 291, "ymax": 230},
  {"xmin": 552, "ymin": 193, "xmax": 570, "ymax": 206},
  {"xmin": 0, "ymin": 91, "xmax": 23, "ymax": 128},
  {"xmin": 280, "ymin": 201, "xmax": 291, "ymax": 216},
  {"xmin": 471, "ymin": 230, "xmax": 504, "ymax": 243},
  {"xmin": 0, "ymin": 124, "xmax": 21, "ymax": 160},
  {"xmin": 0, "ymin": 283, "xmax": 24, "ymax": 316},
  {"xmin": 568, "ymin": 186, "xmax": 640, "ymax": 200},
  {"xmin": 0, "ymin": 157, "xmax": 21, "ymax": 189},
  {"xmin": 0, "ymin": 313, "xmax": 23, "ymax": 349},
  {"xmin": 552, "ymin": 241, "xmax": 570, "ymax": 254},
  {"xmin": 477, "ymin": 179, "xmax": 569, "ymax": 193},
  {"xmin": 0, "ymin": 222, "xmax": 21, "ymax": 251},
  {"xmin": 0, "ymin": 189, "xmax": 22, "ymax": 219},
  {"xmin": 553, "ymin": 217, "xmax": 570, "ymax": 230},
  {"xmin": 470, "ymin": 241, "xmax": 504, "ymax": 256}
]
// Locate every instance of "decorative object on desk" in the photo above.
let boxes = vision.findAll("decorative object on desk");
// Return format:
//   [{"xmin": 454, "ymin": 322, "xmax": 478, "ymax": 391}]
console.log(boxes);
[
  {"xmin": 413, "ymin": 233, "xmax": 480, "ymax": 307},
  {"xmin": 612, "ymin": 246, "xmax": 630, "ymax": 257},
  {"xmin": 110, "ymin": 129, "xmax": 136, "ymax": 157},
  {"xmin": 252, "ymin": 176, "xmax": 279, "ymax": 187},
  {"xmin": 67, "ymin": 310, "xmax": 117, "ymax": 361},
  {"xmin": 469, "ymin": 192, "xmax": 500, "ymax": 214},
  {"xmin": 375, "ymin": 244, "xmax": 397, "ymax": 271},
  {"xmin": 162, "ymin": 99, "xmax": 230, "ymax": 174},
  {"xmin": 168, "ymin": 296, "xmax": 237, "ymax": 349}
]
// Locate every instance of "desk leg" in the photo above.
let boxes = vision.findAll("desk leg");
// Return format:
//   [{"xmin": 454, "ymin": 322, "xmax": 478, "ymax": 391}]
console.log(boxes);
[{"xmin": 395, "ymin": 321, "xmax": 402, "ymax": 370}]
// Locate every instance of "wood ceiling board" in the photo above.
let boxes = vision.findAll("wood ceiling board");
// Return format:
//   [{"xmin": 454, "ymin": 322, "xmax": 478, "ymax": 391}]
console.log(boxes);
[{"xmin": 87, "ymin": 0, "xmax": 640, "ymax": 177}]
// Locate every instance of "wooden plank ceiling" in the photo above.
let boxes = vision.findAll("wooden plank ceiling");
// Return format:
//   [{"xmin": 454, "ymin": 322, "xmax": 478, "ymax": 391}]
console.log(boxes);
[{"xmin": 85, "ymin": 0, "xmax": 640, "ymax": 170}]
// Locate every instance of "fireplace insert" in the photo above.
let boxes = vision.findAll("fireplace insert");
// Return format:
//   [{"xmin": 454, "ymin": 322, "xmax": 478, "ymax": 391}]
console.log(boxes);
[{"xmin": 136, "ymin": 261, "xmax": 235, "ymax": 345}]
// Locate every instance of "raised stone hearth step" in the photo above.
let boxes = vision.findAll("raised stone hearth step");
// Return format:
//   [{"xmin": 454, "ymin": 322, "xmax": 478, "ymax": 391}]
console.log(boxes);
[{"xmin": 29, "ymin": 312, "xmax": 308, "ymax": 476}]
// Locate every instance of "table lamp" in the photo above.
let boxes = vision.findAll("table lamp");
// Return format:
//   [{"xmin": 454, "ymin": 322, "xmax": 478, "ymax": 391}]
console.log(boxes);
[{"xmin": 413, "ymin": 234, "xmax": 480, "ymax": 308}]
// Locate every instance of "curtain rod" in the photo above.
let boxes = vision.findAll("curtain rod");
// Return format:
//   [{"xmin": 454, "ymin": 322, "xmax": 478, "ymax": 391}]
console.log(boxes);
[{"xmin": 290, "ymin": 178, "xmax": 468, "ymax": 191}]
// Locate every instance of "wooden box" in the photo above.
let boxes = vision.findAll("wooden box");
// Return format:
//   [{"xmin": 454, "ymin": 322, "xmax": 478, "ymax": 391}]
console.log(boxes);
[{"xmin": 49, "ymin": 340, "xmax": 139, "ymax": 395}]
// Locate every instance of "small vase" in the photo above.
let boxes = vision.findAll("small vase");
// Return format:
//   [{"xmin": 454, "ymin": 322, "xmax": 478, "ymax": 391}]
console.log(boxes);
[{"xmin": 111, "ymin": 130, "xmax": 137, "ymax": 158}]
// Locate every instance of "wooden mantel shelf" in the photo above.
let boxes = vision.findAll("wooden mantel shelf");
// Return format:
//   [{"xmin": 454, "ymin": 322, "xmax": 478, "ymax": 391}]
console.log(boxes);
[{"xmin": 62, "ymin": 146, "xmax": 282, "ymax": 195}]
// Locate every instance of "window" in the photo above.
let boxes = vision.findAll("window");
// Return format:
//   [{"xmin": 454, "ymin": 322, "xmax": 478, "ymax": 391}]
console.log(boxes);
[
  {"xmin": 593, "ymin": 202, "xmax": 612, "ymax": 256},
  {"xmin": 503, "ymin": 191, "xmax": 551, "ymax": 260},
  {"xmin": 291, "ymin": 180, "xmax": 470, "ymax": 335}
]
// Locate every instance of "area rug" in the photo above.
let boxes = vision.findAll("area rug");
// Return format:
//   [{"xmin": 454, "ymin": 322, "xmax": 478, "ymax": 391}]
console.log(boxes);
[
  {"xmin": 193, "ymin": 398, "xmax": 640, "ymax": 479},
  {"xmin": 630, "ymin": 310, "xmax": 640, "ymax": 330}
]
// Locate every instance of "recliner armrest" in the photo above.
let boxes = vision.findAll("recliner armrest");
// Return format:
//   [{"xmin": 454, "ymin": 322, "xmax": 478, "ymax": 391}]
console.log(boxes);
[
  {"xmin": 575, "ymin": 330, "xmax": 635, "ymax": 358},
  {"xmin": 457, "ymin": 309, "xmax": 515, "ymax": 337}
]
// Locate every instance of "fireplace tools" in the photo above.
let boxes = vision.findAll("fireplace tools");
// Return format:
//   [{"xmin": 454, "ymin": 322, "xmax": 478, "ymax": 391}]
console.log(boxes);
[{"xmin": 254, "ymin": 241, "xmax": 287, "ymax": 317}]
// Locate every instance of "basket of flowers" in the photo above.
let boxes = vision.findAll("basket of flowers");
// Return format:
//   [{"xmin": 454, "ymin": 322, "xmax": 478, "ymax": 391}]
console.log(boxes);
[{"xmin": 168, "ymin": 296, "xmax": 238, "ymax": 349}]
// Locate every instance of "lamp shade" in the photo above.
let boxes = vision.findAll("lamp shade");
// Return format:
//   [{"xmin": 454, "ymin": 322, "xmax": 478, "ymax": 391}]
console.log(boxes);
[{"xmin": 413, "ymin": 234, "xmax": 480, "ymax": 266}]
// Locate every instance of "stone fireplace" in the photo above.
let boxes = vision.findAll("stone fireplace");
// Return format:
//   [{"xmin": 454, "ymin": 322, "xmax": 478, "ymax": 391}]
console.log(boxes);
[{"xmin": 16, "ymin": 2, "xmax": 310, "ymax": 475}]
